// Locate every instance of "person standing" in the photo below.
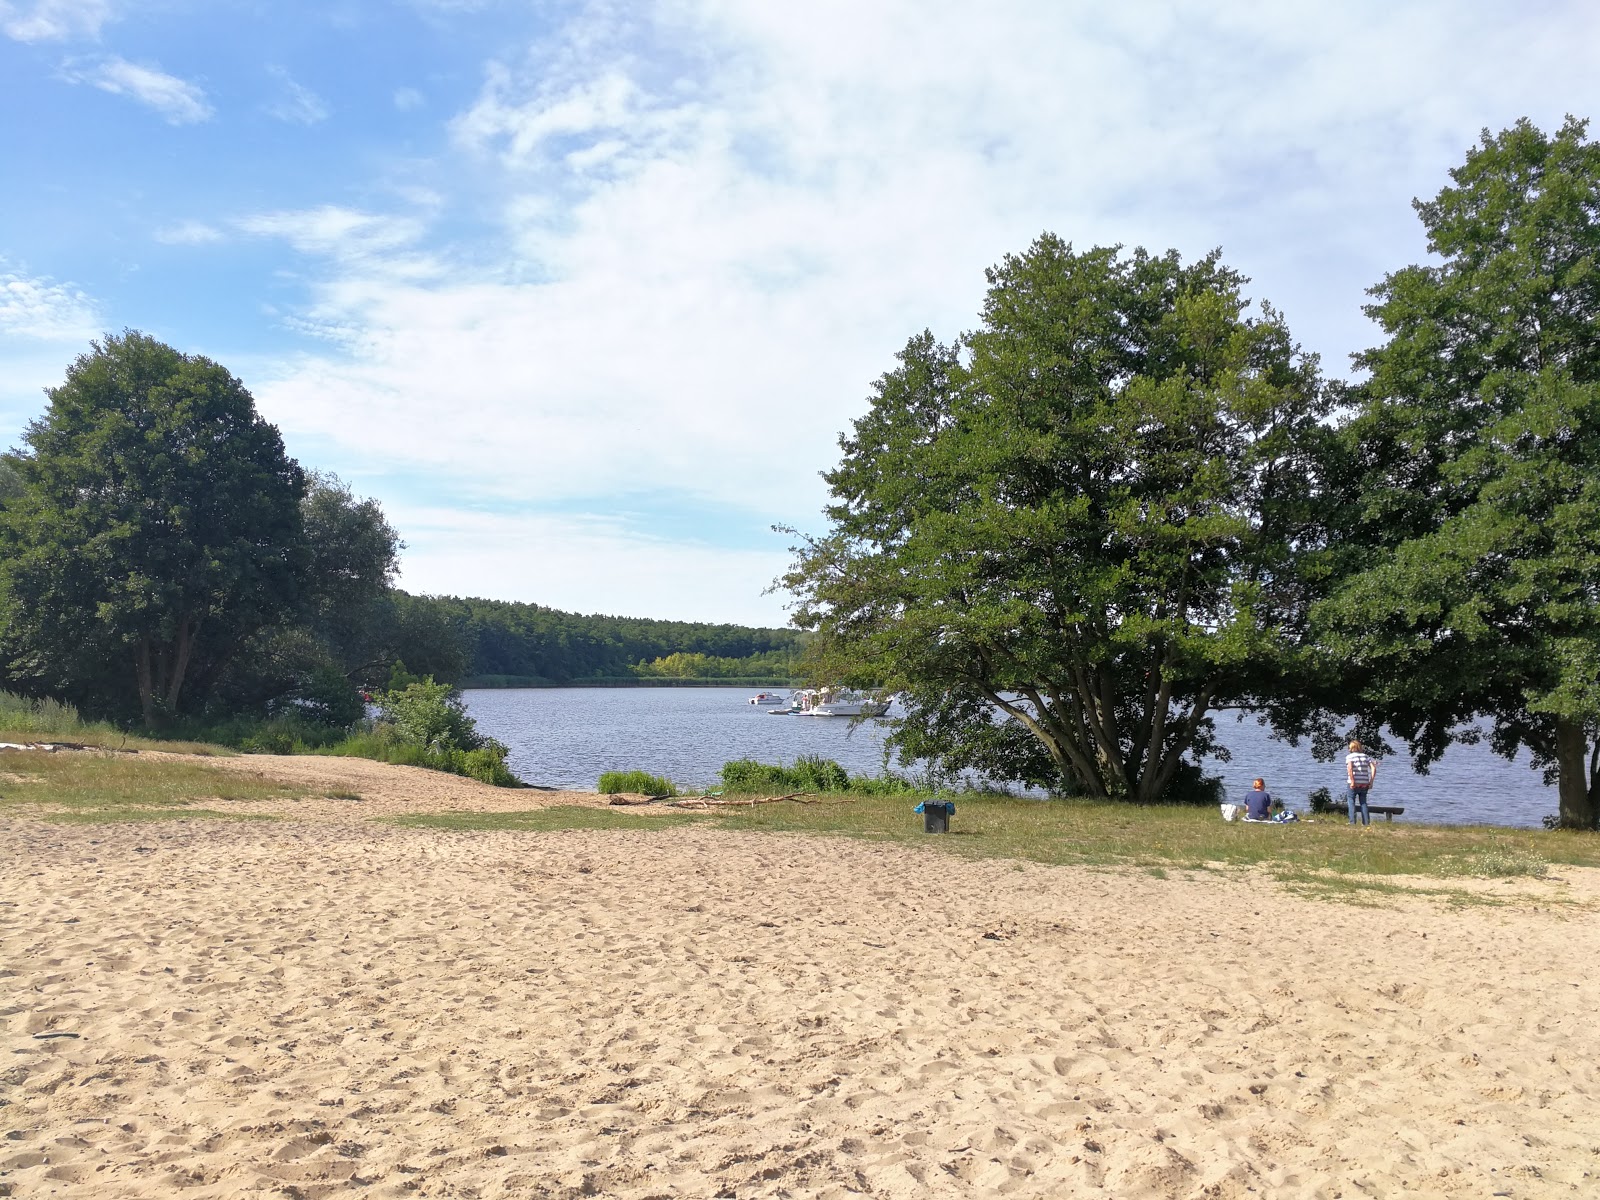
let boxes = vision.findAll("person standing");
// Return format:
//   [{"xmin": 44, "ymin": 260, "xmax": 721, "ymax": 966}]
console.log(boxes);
[{"xmin": 1345, "ymin": 740, "xmax": 1378, "ymax": 826}]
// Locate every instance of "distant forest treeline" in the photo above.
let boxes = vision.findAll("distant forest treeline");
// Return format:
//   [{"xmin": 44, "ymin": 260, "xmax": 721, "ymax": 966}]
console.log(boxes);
[{"xmin": 386, "ymin": 593, "xmax": 807, "ymax": 686}]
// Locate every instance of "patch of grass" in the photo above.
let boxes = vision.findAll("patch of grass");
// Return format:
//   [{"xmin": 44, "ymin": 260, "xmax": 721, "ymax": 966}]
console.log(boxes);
[
  {"xmin": 0, "ymin": 689, "xmax": 234, "ymax": 755},
  {"xmin": 695, "ymin": 793, "xmax": 1600, "ymax": 880},
  {"xmin": 384, "ymin": 793, "xmax": 1600, "ymax": 888},
  {"xmin": 0, "ymin": 749, "xmax": 311, "ymax": 822},
  {"xmin": 597, "ymin": 770, "xmax": 678, "ymax": 796},
  {"xmin": 41, "ymin": 807, "xmax": 278, "ymax": 825},
  {"xmin": 1438, "ymin": 842, "xmax": 1549, "ymax": 879},
  {"xmin": 388, "ymin": 806, "xmax": 704, "ymax": 832},
  {"xmin": 324, "ymin": 790, "xmax": 363, "ymax": 802}
]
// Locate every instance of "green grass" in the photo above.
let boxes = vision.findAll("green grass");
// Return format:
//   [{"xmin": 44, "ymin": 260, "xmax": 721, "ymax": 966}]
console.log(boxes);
[
  {"xmin": 0, "ymin": 749, "xmax": 310, "ymax": 822},
  {"xmin": 0, "ymin": 689, "xmax": 237, "ymax": 755},
  {"xmin": 393, "ymin": 794, "xmax": 1600, "ymax": 887},
  {"xmin": 597, "ymin": 769, "xmax": 678, "ymax": 796}
]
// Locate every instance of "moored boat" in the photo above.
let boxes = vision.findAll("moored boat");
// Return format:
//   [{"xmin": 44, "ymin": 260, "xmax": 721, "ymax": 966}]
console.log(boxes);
[{"xmin": 789, "ymin": 687, "xmax": 889, "ymax": 717}]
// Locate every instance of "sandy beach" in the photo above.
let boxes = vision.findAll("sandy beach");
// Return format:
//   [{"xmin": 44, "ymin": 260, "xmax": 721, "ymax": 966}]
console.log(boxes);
[{"xmin": 4, "ymin": 758, "xmax": 1598, "ymax": 1198}]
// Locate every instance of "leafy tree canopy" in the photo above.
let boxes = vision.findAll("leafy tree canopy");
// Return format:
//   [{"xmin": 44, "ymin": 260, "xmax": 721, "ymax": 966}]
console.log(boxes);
[
  {"xmin": 785, "ymin": 235, "xmax": 1330, "ymax": 801},
  {"xmin": 1311, "ymin": 116, "xmax": 1600, "ymax": 828},
  {"xmin": 0, "ymin": 331, "xmax": 307, "ymax": 726}
]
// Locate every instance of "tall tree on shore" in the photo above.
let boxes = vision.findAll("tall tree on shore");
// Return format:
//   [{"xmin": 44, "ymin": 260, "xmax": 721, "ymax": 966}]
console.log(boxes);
[
  {"xmin": 1312, "ymin": 117, "xmax": 1600, "ymax": 829},
  {"xmin": 0, "ymin": 332, "xmax": 308, "ymax": 726},
  {"xmin": 785, "ymin": 236, "xmax": 1330, "ymax": 801}
]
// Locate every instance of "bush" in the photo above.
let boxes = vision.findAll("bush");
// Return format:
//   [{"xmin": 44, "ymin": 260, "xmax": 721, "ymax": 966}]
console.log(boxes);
[
  {"xmin": 1158, "ymin": 759, "xmax": 1227, "ymax": 806},
  {"xmin": 719, "ymin": 756, "xmax": 856, "ymax": 794},
  {"xmin": 320, "ymin": 727, "xmax": 521, "ymax": 787},
  {"xmin": 1308, "ymin": 786, "xmax": 1338, "ymax": 814},
  {"xmin": 598, "ymin": 770, "xmax": 677, "ymax": 796},
  {"xmin": 0, "ymin": 690, "xmax": 91, "ymax": 735},
  {"xmin": 377, "ymin": 679, "xmax": 483, "ymax": 752}
]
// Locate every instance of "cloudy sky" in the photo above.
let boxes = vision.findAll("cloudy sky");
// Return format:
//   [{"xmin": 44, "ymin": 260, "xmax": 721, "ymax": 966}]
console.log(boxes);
[{"xmin": 3, "ymin": 1, "xmax": 1598, "ymax": 625}]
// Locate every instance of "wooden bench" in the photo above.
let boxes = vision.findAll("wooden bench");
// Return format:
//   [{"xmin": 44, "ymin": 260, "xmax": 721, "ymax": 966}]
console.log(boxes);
[{"xmin": 1365, "ymin": 805, "xmax": 1405, "ymax": 822}]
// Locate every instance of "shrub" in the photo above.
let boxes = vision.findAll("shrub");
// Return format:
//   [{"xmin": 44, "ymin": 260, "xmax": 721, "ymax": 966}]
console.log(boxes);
[
  {"xmin": 718, "ymin": 756, "xmax": 854, "ymax": 794},
  {"xmin": 377, "ymin": 679, "xmax": 483, "ymax": 752},
  {"xmin": 1159, "ymin": 759, "xmax": 1227, "ymax": 806},
  {"xmin": 1308, "ymin": 786, "xmax": 1338, "ymax": 814},
  {"xmin": 0, "ymin": 690, "xmax": 90, "ymax": 735},
  {"xmin": 599, "ymin": 770, "xmax": 677, "ymax": 796}
]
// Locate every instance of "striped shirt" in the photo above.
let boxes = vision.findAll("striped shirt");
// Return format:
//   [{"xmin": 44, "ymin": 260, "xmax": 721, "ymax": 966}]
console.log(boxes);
[{"xmin": 1346, "ymin": 751, "xmax": 1375, "ymax": 787}]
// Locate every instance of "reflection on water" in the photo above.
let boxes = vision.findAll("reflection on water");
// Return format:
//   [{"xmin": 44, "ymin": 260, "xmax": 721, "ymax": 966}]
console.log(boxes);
[{"xmin": 462, "ymin": 687, "xmax": 1557, "ymax": 829}]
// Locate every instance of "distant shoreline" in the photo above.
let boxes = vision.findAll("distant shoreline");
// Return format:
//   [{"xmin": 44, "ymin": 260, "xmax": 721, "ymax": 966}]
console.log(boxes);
[{"xmin": 459, "ymin": 675, "xmax": 800, "ymax": 690}]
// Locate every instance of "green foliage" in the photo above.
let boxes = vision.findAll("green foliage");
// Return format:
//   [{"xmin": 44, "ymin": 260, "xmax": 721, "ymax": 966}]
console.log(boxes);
[
  {"xmin": 300, "ymin": 674, "xmax": 526, "ymax": 787},
  {"xmin": 598, "ymin": 769, "xmax": 678, "ymax": 795},
  {"xmin": 376, "ymin": 678, "xmax": 484, "ymax": 752},
  {"xmin": 632, "ymin": 648, "xmax": 803, "ymax": 680},
  {"xmin": 0, "ymin": 689, "xmax": 90, "ymax": 735},
  {"xmin": 1308, "ymin": 117, "xmax": 1600, "ymax": 829},
  {"xmin": 0, "ymin": 332, "xmax": 308, "ymax": 727},
  {"xmin": 376, "ymin": 593, "xmax": 808, "ymax": 685},
  {"xmin": 717, "ymin": 756, "xmax": 919, "ymax": 795},
  {"xmin": 786, "ymin": 236, "xmax": 1330, "ymax": 803},
  {"xmin": 318, "ymin": 729, "xmax": 520, "ymax": 787}
]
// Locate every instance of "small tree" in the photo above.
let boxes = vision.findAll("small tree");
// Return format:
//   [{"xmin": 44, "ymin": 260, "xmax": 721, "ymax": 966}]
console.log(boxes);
[
  {"xmin": 0, "ymin": 332, "xmax": 308, "ymax": 726},
  {"xmin": 786, "ymin": 236, "xmax": 1329, "ymax": 801},
  {"xmin": 1314, "ymin": 117, "xmax": 1600, "ymax": 828}
]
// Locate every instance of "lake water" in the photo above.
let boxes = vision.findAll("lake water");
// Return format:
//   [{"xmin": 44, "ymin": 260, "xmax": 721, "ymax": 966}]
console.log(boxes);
[{"xmin": 462, "ymin": 686, "xmax": 1559, "ymax": 829}]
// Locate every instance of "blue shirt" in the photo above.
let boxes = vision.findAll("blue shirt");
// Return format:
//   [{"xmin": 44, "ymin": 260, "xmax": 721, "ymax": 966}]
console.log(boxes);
[{"xmin": 1243, "ymin": 790, "xmax": 1273, "ymax": 820}]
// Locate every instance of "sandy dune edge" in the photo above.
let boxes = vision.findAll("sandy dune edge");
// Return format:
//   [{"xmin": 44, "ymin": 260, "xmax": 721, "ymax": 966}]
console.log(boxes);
[
  {"xmin": 134, "ymin": 749, "xmax": 608, "ymax": 820},
  {"xmin": 5, "ymin": 812, "xmax": 1598, "ymax": 1199}
]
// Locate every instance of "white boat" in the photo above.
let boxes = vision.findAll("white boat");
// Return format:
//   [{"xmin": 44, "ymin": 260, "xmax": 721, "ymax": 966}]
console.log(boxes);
[
  {"xmin": 789, "ymin": 687, "xmax": 889, "ymax": 718},
  {"xmin": 747, "ymin": 690, "xmax": 789, "ymax": 706}
]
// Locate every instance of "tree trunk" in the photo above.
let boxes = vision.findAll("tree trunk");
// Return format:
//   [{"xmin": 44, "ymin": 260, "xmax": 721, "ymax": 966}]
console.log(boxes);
[
  {"xmin": 135, "ymin": 639, "xmax": 155, "ymax": 729},
  {"xmin": 1553, "ymin": 717, "xmax": 1598, "ymax": 829}
]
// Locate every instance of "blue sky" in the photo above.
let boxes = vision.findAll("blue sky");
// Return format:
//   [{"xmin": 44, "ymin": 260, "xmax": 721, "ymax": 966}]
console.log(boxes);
[{"xmin": 3, "ymin": 1, "xmax": 1599, "ymax": 625}]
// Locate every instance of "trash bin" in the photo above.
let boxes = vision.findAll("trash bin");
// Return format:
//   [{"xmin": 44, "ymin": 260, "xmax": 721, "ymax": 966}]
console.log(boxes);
[{"xmin": 914, "ymin": 799, "xmax": 955, "ymax": 834}]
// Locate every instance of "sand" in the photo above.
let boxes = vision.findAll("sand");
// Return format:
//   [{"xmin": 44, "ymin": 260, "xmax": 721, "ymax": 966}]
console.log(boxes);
[{"xmin": 4, "ymin": 758, "xmax": 1599, "ymax": 1198}]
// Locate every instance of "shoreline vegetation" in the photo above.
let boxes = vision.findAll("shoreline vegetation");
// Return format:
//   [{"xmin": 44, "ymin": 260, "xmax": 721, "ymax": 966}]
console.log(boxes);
[
  {"xmin": 2, "ymin": 743, "xmax": 1596, "ymax": 892},
  {"xmin": 461, "ymin": 675, "xmax": 798, "ymax": 689},
  {"xmin": 4, "ymin": 123, "xmax": 1600, "ymax": 826}
]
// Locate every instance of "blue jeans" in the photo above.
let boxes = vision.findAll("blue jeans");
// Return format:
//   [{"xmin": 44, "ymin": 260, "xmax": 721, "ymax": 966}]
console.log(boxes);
[{"xmin": 1347, "ymin": 787, "xmax": 1371, "ymax": 825}]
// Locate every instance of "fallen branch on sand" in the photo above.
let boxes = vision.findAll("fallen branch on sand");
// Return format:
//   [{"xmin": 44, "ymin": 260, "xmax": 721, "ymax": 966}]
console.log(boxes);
[
  {"xmin": 665, "ymin": 791, "xmax": 860, "ymax": 809},
  {"xmin": 0, "ymin": 741, "xmax": 132, "ymax": 754}
]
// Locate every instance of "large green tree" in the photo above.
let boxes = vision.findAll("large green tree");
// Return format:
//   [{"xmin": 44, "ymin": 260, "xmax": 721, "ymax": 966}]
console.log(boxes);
[
  {"xmin": 1313, "ymin": 117, "xmax": 1600, "ymax": 829},
  {"xmin": 785, "ymin": 236, "xmax": 1329, "ymax": 801},
  {"xmin": 0, "ymin": 332, "xmax": 308, "ymax": 726}
]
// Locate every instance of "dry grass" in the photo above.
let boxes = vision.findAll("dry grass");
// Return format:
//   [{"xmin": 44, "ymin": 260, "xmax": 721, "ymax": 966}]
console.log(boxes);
[
  {"xmin": 0, "ymin": 749, "xmax": 309, "ymax": 822},
  {"xmin": 395, "ymin": 794, "xmax": 1600, "ymax": 886}
]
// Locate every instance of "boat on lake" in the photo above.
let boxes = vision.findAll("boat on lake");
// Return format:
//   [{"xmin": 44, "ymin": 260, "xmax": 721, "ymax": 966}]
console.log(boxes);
[
  {"xmin": 777, "ymin": 687, "xmax": 889, "ymax": 717},
  {"xmin": 747, "ymin": 690, "xmax": 790, "ymax": 706}
]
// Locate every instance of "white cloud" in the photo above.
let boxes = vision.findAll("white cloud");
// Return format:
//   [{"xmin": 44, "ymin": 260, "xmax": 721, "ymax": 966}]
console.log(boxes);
[
  {"xmin": 266, "ymin": 67, "xmax": 329, "ymax": 125},
  {"xmin": 390, "ymin": 505, "xmax": 792, "ymax": 625},
  {"xmin": 235, "ymin": 206, "xmax": 426, "ymax": 261},
  {"xmin": 154, "ymin": 220, "xmax": 224, "ymax": 246},
  {"xmin": 0, "ymin": 264, "xmax": 99, "ymax": 341},
  {"xmin": 0, "ymin": 0, "xmax": 112, "ymax": 42},
  {"xmin": 60, "ymin": 55, "xmax": 212, "ymax": 124},
  {"xmin": 241, "ymin": 0, "xmax": 1600, "ymax": 614},
  {"xmin": 393, "ymin": 86, "xmax": 426, "ymax": 111}
]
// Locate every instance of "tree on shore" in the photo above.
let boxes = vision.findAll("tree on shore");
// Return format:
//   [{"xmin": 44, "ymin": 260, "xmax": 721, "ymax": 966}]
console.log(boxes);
[
  {"xmin": 1312, "ymin": 117, "xmax": 1600, "ymax": 829},
  {"xmin": 785, "ymin": 236, "xmax": 1330, "ymax": 801},
  {"xmin": 0, "ymin": 332, "xmax": 308, "ymax": 727}
]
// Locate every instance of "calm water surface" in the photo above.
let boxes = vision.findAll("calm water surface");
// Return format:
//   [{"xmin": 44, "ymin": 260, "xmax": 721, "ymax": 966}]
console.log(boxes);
[{"xmin": 462, "ymin": 687, "xmax": 1558, "ymax": 829}]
